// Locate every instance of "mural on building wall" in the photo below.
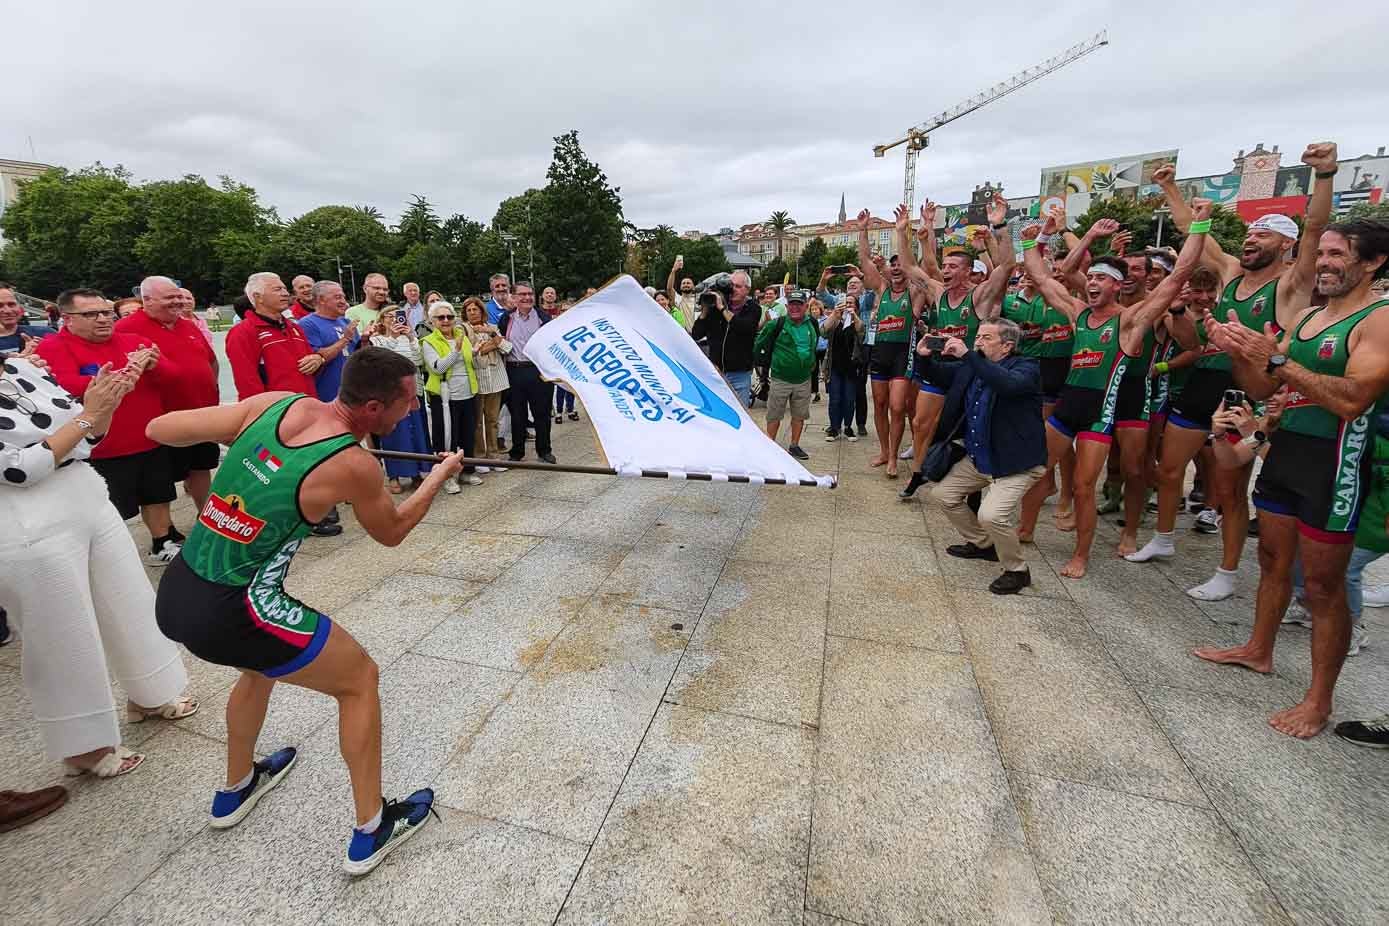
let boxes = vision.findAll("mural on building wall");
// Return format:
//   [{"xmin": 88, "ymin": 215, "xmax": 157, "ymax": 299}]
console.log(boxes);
[
  {"xmin": 1038, "ymin": 150, "xmax": 1179, "ymax": 226},
  {"xmin": 1275, "ymin": 165, "xmax": 1312, "ymax": 198},
  {"xmin": 1173, "ymin": 172, "xmax": 1242, "ymax": 206}
]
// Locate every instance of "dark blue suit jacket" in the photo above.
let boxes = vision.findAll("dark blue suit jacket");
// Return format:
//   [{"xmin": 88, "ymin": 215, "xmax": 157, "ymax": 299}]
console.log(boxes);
[{"xmin": 920, "ymin": 350, "xmax": 1046, "ymax": 477}]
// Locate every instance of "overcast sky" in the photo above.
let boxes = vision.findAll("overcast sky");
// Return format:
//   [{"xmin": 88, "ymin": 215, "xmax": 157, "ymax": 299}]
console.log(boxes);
[{"xmin": 7, "ymin": 1, "xmax": 1388, "ymax": 234}]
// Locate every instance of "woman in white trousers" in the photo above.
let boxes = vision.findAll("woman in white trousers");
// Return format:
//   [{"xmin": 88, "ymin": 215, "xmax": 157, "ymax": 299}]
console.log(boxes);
[{"xmin": 0, "ymin": 350, "xmax": 196, "ymax": 778}]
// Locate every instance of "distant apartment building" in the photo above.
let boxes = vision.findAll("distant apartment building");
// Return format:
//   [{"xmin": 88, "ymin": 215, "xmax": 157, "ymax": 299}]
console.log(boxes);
[{"xmin": 0, "ymin": 158, "xmax": 54, "ymax": 244}]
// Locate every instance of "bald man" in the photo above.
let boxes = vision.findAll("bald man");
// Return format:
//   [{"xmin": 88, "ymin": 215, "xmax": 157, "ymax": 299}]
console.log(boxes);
[
  {"xmin": 289, "ymin": 275, "xmax": 317, "ymax": 319},
  {"xmin": 347, "ymin": 273, "xmax": 390, "ymax": 330}
]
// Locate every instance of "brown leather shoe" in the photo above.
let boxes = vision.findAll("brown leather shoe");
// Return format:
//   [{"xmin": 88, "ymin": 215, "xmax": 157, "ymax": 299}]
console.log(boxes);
[{"xmin": 0, "ymin": 785, "xmax": 69, "ymax": 832}]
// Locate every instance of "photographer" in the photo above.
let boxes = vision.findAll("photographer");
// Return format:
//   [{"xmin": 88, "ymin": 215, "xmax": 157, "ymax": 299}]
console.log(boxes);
[
  {"xmin": 820, "ymin": 288, "xmax": 865, "ymax": 441},
  {"xmin": 920, "ymin": 319, "xmax": 1046, "ymax": 595},
  {"xmin": 691, "ymin": 270, "xmax": 761, "ymax": 407}
]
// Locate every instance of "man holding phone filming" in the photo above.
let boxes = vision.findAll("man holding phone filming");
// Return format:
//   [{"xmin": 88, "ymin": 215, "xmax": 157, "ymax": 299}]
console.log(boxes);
[{"xmin": 916, "ymin": 318, "xmax": 1045, "ymax": 594}]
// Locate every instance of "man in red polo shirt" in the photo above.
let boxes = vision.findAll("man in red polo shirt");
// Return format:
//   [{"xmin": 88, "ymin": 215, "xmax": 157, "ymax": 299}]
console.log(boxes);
[
  {"xmin": 226, "ymin": 272, "xmax": 323, "ymax": 400},
  {"xmin": 116, "ymin": 275, "xmax": 221, "ymax": 521},
  {"xmin": 37, "ymin": 288, "xmax": 183, "ymax": 564},
  {"xmin": 289, "ymin": 274, "xmax": 316, "ymax": 320}
]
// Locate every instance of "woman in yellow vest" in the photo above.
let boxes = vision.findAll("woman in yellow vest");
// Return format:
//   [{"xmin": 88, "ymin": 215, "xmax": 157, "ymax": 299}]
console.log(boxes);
[{"xmin": 421, "ymin": 301, "xmax": 482, "ymax": 494}]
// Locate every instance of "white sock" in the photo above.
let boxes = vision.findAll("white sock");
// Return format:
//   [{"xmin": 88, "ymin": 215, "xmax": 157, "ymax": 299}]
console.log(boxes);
[
  {"xmin": 1187, "ymin": 567, "xmax": 1238, "ymax": 601},
  {"xmin": 1126, "ymin": 532, "xmax": 1175, "ymax": 563},
  {"xmin": 220, "ymin": 769, "xmax": 253, "ymax": 794},
  {"xmin": 356, "ymin": 806, "xmax": 383, "ymax": 834}
]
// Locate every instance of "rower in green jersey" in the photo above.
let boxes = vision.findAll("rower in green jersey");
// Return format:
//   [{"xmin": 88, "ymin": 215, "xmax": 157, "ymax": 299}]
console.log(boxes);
[
  {"xmin": 1196, "ymin": 212, "xmax": 1389, "ymax": 741},
  {"xmin": 936, "ymin": 287, "xmax": 980, "ymax": 349},
  {"xmin": 148, "ymin": 346, "xmax": 468, "ymax": 875},
  {"xmin": 1195, "ymin": 275, "xmax": 1281, "ymax": 372}
]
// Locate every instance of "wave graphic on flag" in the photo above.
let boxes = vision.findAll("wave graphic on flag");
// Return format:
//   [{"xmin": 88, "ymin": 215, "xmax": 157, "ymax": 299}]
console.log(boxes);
[{"xmin": 523, "ymin": 275, "xmax": 829, "ymax": 486}]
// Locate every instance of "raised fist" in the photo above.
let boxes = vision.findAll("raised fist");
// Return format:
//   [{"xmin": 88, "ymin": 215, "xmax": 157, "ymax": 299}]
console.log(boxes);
[
  {"xmin": 1152, "ymin": 163, "xmax": 1176, "ymax": 185},
  {"xmin": 1301, "ymin": 142, "xmax": 1338, "ymax": 173},
  {"xmin": 856, "ymin": 208, "xmax": 872, "ymax": 231},
  {"xmin": 1190, "ymin": 197, "xmax": 1213, "ymax": 222},
  {"xmin": 986, "ymin": 191, "xmax": 1008, "ymax": 227},
  {"xmin": 1020, "ymin": 223, "xmax": 1042, "ymax": 242}
]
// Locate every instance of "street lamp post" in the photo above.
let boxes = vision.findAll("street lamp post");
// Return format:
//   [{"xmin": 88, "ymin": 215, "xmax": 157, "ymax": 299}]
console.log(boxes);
[
  {"xmin": 500, "ymin": 233, "xmax": 518, "ymax": 287},
  {"xmin": 334, "ymin": 257, "xmax": 357, "ymax": 303},
  {"xmin": 1153, "ymin": 207, "xmax": 1171, "ymax": 249}
]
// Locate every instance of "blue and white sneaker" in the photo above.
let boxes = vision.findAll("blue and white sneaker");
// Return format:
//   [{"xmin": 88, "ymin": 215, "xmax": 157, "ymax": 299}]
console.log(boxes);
[
  {"xmin": 343, "ymin": 788, "xmax": 438, "ymax": 876},
  {"xmin": 208, "ymin": 746, "xmax": 298, "ymax": 830}
]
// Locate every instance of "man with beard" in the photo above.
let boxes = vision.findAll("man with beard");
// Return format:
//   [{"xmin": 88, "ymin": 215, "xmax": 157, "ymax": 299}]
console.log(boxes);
[
  {"xmin": 1130, "ymin": 144, "xmax": 1336, "ymax": 601},
  {"xmin": 1195, "ymin": 218, "xmax": 1389, "ymax": 738},
  {"xmin": 1017, "ymin": 200, "xmax": 1211, "ymax": 578},
  {"xmin": 896, "ymin": 194, "xmax": 1013, "ymax": 494},
  {"xmin": 665, "ymin": 257, "xmax": 698, "ymax": 332}
]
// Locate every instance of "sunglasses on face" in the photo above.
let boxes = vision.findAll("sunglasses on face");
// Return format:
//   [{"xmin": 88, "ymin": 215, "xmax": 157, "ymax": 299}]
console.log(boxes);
[{"xmin": 433, "ymin": 315, "xmax": 455, "ymax": 321}]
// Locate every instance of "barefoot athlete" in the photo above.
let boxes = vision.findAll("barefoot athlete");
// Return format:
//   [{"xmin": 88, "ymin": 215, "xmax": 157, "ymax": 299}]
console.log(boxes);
[
  {"xmin": 1128, "ymin": 143, "xmax": 1337, "ymax": 601},
  {"xmin": 896, "ymin": 193, "xmax": 1014, "ymax": 497},
  {"xmin": 149, "ymin": 347, "xmax": 466, "ymax": 874},
  {"xmin": 1016, "ymin": 200, "xmax": 1211, "ymax": 578},
  {"xmin": 1195, "ymin": 218, "xmax": 1389, "ymax": 739}
]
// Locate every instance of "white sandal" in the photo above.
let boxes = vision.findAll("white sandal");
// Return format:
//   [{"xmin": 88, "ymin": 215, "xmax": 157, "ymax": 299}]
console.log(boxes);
[
  {"xmin": 127, "ymin": 695, "xmax": 200, "ymax": 723},
  {"xmin": 64, "ymin": 745, "xmax": 145, "ymax": 778}
]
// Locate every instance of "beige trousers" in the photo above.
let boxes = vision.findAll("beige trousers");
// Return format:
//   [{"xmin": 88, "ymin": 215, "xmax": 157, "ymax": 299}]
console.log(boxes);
[
  {"xmin": 931, "ymin": 457, "xmax": 1045, "ymax": 572},
  {"xmin": 474, "ymin": 391, "xmax": 505, "ymax": 458}
]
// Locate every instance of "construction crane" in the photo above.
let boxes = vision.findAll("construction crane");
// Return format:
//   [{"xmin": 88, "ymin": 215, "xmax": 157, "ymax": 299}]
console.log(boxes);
[{"xmin": 874, "ymin": 30, "xmax": 1109, "ymax": 212}]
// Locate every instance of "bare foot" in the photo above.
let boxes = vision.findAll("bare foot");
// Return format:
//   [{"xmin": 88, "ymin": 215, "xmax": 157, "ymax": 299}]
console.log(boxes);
[
  {"xmin": 1192, "ymin": 644, "xmax": 1272, "ymax": 674},
  {"xmin": 1060, "ymin": 555, "xmax": 1088, "ymax": 578},
  {"xmin": 886, "ymin": 460, "xmax": 898, "ymax": 478},
  {"xmin": 1054, "ymin": 507, "xmax": 1076, "ymax": 532},
  {"xmin": 1018, "ymin": 532, "xmax": 1034, "ymax": 545},
  {"xmin": 1116, "ymin": 534, "xmax": 1137, "ymax": 558},
  {"xmin": 869, "ymin": 455, "xmax": 888, "ymax": 468},
  {"xmin": 1269, "ymin": 700, "xmax": 1330, "ymax": 739}
]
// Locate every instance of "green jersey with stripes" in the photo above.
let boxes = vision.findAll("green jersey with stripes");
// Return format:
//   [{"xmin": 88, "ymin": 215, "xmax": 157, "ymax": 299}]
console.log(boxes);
[
  {"xmin": 1065, "ymin": 309, "xmax": 1127, "ymax": 391},
  {"xmin": 1122, "ymin": 322, "xmax": 1157, "ymax": 381},
  {"xmin": 1004, "ymin": 292, "xmax": 1073, "ymax": 359},
  {"xmin": 874, "ymin": 289, "xmax": 912, "ymax": 344},
  {"xmin": 1281, "ymin": 301, "xmax": 1389, "ymax": 440},
  {"xmin": 936, "ymin": 289, "xmax": 979, "ymax": 348},
  {"xmin": 183, "ymin": 395, "xmax": 358, "ymax": 587},
  {"xmin": 1197, "ymin": 276, "xmax": 1280, "ymax": 371}
]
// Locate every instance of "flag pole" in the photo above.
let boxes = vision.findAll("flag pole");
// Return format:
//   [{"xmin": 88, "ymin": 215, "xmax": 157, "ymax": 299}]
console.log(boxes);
[{"xmin": 369, "ymin": 449, "xmax": 835, "ymax": 489}]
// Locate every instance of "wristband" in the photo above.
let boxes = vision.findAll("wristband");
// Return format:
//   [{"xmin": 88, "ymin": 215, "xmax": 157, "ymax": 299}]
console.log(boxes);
[
  {"xmin": 990, "ymin": 221, "xmax": 1008, "ymax": 230},
  {"xmin": 1021, "ymin": 238, "xmax": 1039, "ymax": 251},
  {"xmin": 1316, "ymin": 169, "xmax": 1338, "ymax": 179},
  {"xmin": 1154, "ymin": 361, "xmax": 1169, "ymax": 375},
  {"xmin": 1187, "ymin": 219, "xmax": 1212, "ymax": 234}
]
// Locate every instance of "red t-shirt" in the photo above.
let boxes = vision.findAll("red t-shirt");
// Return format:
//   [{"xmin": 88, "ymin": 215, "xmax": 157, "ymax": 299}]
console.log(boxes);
[
  {"xmin": 115, "ymin": 309, "xmax": 219, "ymax": 410},
  {"xmin": 290, "ymin": 301, "xmax": 312, "ymax": 320},
  {"xmin": 225, "ymin": 310, "xmax": 316, "ymax": 399},
  {"xmin": 36, "ymin": 329, "xmax": 166, "ymax": 458}
]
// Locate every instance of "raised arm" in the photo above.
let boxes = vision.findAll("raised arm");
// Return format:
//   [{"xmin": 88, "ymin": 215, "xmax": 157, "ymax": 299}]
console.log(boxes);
[
  {"xmin": 856, "ymin": 209, "xmax": 885, "ymax": 294},
  {"xmin": 1278, "ymin": 142, "xmax": 1338, "ymax": 327},
  {"xmin": 1059, "ymin": 215, "xmax": 1119, "ymax": 280},
  {"xmin": 666, "ymin": 256, "xmax": 683, "ymax": 304},
  {"xmin": 897, "ymin": 203, "xmax": 944, "ymax": 303},
  {"xmin": 148, "ymin": 392, "xmax": 285, "ymax": 447},
  {"xmin": 974, "ymin": 193, "xmax": 1015, "ymax": 320},
  {"xmin": 1153, "ymin": 163, "xmax": 1237, "ymax": 280},
  {"xmin": 917, "ymin": 201, "xmax": 944, "ymax": 283},
  {"xmin": 1021, "ymin": 224, "xmax": 1084, "ymax": 321},
  {"xmin": 1130, "ymin": 199, "xmax": 1213, "ymax": 334}
]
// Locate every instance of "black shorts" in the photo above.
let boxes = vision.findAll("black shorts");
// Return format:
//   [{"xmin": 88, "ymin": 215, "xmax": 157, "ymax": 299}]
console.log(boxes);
[
  {"xmin": 1048, "ymin": 385, "xmax": 1112, "ymax": 443},
  {"xmin": 1254, "ymin": 428, "xmax": 1370, "ymax": 541},
  {"xmin": 156, "ymin": 554, "xmax": 333, "ymax": 677},
  {"xmin": 1114, "ymin": 375, "xmax": 1151, "ymax": 429},
  {"xmin": 1038, "ymin": 356, "xmax": 1070, "ymax": 402},
  {"xmin": 89, "ymin": 446, "xmax": 177, "ymax": 520},
  {"xmin": 1168, "ymin": 366, "xmax": 1232, "ymax": 432},
  {"xmin": 169, "ymin": 441, "xmax": 221, "ymax": 481},
  {"xmin": 870, "ymin": 341, "xmax": 911, "ymax": 381}
]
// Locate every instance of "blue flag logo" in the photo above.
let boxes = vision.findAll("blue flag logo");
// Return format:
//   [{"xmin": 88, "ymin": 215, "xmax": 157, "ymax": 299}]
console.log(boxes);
[{"xmin": 639, "ymin": 335, "xmax": 741, "ymax": 430}]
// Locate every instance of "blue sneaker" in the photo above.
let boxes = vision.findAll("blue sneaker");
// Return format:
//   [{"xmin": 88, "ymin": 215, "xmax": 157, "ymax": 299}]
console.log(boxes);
[
  {"xmin": 343, "ymin": 788, "xmax": 438, "ymax": 876},
  {"xmin": 208, "ymin": 746, "xmax": 297, "ymax": 830}
]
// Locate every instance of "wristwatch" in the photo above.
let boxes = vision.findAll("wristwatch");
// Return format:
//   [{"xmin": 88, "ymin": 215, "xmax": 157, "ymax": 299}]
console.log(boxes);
[
  {"xmin": 1242, "ymin": 429, "xmax": 1268, "ymax": 450},
  {"xmin": 1266, "ymin": 353, "xmax": 1288, "ymax": 375}
]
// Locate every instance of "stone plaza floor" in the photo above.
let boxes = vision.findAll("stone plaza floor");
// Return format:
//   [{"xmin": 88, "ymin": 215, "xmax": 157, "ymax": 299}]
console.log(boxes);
[{"xmin": 2, "ymin": 398, "xmax": 1388, "ymax": 925}]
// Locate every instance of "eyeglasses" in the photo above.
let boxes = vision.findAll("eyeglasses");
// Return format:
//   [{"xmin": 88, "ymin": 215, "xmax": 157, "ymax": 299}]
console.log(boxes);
[
  {"xmin": 0, "ymin": 377, "xmax": 40, "ymax": 416},
  {"xmin": 432, "ymin": 315, "xmax": 455, "ymax": 321},
  {"xmin": 65, "ymin": 309, "xmax": 117, "ymax": 320}
]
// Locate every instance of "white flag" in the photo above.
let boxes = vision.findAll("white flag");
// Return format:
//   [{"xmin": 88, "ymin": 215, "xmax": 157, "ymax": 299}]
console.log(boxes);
[{"xmin": 523, "ymin": 275, "xmax": 832, "ymax": 487}]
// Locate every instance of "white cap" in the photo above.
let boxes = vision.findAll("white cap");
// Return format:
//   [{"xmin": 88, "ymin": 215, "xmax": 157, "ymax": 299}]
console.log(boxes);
[
  {"xmin": 1249, "ymin": 213, "xmax": 1299, "ymax": 241},
  {"xmin": 972, "ymin": 259, "xmax": 987, "ymax": 273}
]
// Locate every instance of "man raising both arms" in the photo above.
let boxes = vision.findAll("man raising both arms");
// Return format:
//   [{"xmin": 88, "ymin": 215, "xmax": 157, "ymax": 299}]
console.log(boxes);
[
  {"xmin": 896, "ymin": 194, "xmax": 1014, "ymax": 498},
  {"xmin": 1017, "ymin": 200, "xmax": 1212, "ymax": 577},
  {"xmin": 1128, "ymin": 144, "xmax": 1337, "ymax": 601},
  {"xmin": 149, "ymin": 348, "xmax": 466, "ymax": 873},
  {"xmin": 1195, "ymin": 218, "xmax": 1389, "ymax": 738}
]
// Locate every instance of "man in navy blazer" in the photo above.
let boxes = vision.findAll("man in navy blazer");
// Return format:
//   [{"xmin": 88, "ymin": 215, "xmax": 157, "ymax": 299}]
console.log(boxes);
[{"xmin": 916, "ymin": 318, "xmax": 1047, "ymax": 594}]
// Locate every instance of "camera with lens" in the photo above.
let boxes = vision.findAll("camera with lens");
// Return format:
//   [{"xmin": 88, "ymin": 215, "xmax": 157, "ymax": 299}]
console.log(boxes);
[{"xmin": 695, "ymin": 272, "xmax": 734, "ymax": 311}]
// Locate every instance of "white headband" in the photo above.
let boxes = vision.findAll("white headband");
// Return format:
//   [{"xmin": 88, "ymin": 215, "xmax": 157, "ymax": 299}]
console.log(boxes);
[
  {"xmin": 1250, "ymin": 213, "xmax": 1299, "ymax": 241},
  {"xmin": 1088, "ymin": 263, "xmax": 1125, "ymax": 282},
  {"xmin": 1152, "ymin": 256, "xmax": 1174, "ymax": 273}
]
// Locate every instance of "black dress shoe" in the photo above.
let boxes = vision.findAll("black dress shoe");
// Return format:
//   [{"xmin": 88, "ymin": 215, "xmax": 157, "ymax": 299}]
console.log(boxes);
[
  {"xmin": 898, "ymin": 470, "xmax": 928, "ymax": 500},
  {"xmin": 946, "ymin": 542, "xmax": 999, "ymax": 561},
  {"xmin": 540, "ymin": 453, "xmax": 557, "ymax": 464},
  {"xmin": 989, "ymin": 568, "xmax": 1031, "ymax": 595},
  {"xmin": 311, "ymin": 520, "xmax": 343, "ymax": 537},
  {"xmin": 323, "ymin": 505, "xmax": 341, "ymax": 524}
]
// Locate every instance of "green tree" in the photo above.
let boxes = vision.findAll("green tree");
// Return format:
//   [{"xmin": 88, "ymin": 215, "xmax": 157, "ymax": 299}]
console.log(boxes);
[
  {"xmin": 134, "ymin": 175, "xmax": 271, "ymax": 302},
  {"xmin": 492, "ymin": 188, "xmax": 549, "ymax": 285},
  {"xmin": 261, "ymin": 205, "xmax": 398, "ymax": 296},
  {"xmin": 396, "ymin": 194, "xmax": 441, "ymax": 246},
  {"xmin": 1073, "ymin": 196, "xmax": 1163, "ymax": 253},
  {"xmin": 796, "ymin": 236, "xmax": 828, "ymax": 284},
  {"xmin": 765, "ymin": 210, "xmax": 797, "ymax": 260},
  {"xmin": 644, "ymin": 235, "xmax": 730, "ymax": 291},
  {"xmin": 533, "ymin": 131, "xmax": 625, "ymax": 295},
  {"xmin": 754, "ymin": 256, "xmax": 789, "ymax": 290},
  {"xmin": 1346, "ymin": 202, "xmax": 1389, "ymax": 221}
]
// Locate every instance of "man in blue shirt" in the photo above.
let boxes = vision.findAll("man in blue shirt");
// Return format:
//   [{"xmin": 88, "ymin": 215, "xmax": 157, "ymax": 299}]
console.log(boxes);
[
  {"xmin": 485, "ymin": 274, "xmax": 511, "ymax": 325},
  {"xmin": 916, "ymin": 318, "xmax": 1045, "ymax": 594},
  {"xmin": 0, "ymin": 284, "xmax": 58, "ymax": 353},
  {"xmin": 294, "ymin": 280, "xmax": 360, "ymax": 536}
]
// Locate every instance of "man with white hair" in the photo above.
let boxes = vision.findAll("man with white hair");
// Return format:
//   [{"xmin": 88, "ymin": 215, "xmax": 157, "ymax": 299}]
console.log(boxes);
[
  {"xmin": 691, "ymin": 269, "xmax": 761, "ymax": 407},
  {"xmin": 225, "ymin": 272, "xmax": 322, "ymax": 400},
  {"xmin": 117, "ymin": 275, "xmax": 221, "ymax": 517},
  {"xmin": 289, "ymin": 275, "xmax": 317, "ymax": 319},
  {"xmin": 400, "ymin": 282, "xmax": 427, "ymax": 332}
]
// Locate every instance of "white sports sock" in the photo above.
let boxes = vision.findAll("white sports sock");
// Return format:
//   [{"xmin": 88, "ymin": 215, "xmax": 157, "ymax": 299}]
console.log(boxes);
[
  {"xmin": 220, "ymin": 769, "xmax": 253, "ymax": 794},
  {"xmin": 1126, "ymin": 532, "xmax": 1175, "ymax": 563},
  {"xmin": 356, "ymin": 806, "xmax": 383, "ymax": 834},
  {"xmin": 1187, "ymin": 567, "xmax": 1238, "ymax": 601}
]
